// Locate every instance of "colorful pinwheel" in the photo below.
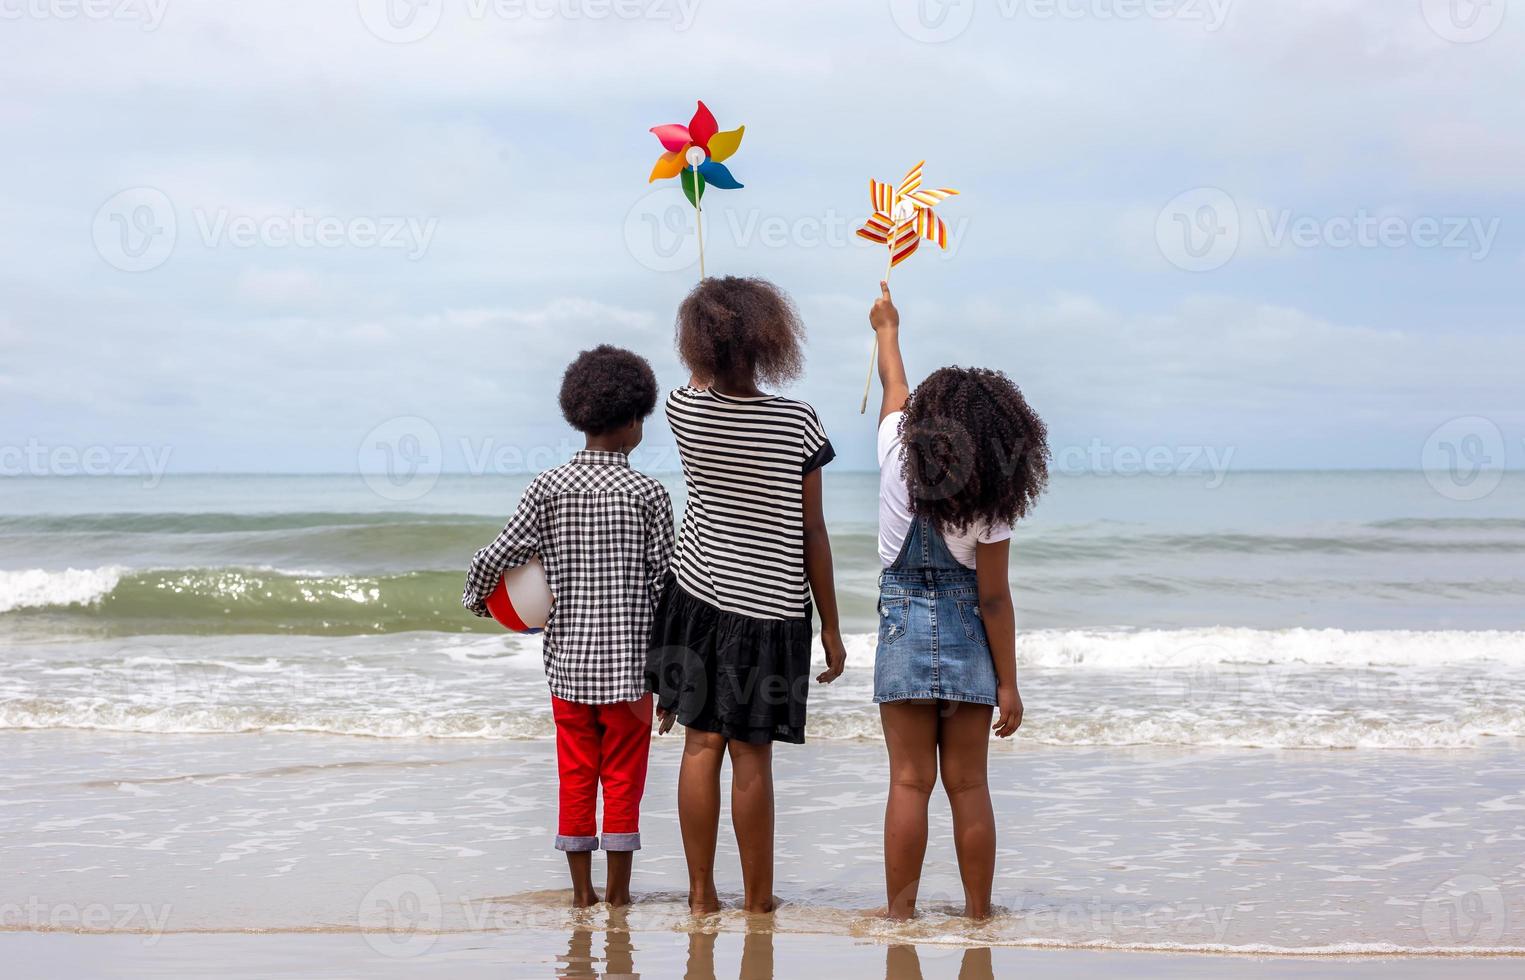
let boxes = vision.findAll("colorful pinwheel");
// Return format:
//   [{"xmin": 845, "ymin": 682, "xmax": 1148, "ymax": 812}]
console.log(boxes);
[
  {"xmin": 855, "ymin": 161, "xmax": 958, "ymax": 271},
  {"xmin": 648, "ymin": 100, "xmax": 745, "ymax": 279},
  {"xmin": 856, "ymin": 161, "xmax": 961, "ymax": 413},
  {"xmin": 649, "ymin": 101, "xmax": 745, "ymax": 205}
]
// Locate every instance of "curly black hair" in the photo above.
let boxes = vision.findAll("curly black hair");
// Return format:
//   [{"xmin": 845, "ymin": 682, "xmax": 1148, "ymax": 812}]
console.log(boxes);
[
  {"xmin": 899, "ymin": 366, "xmax": 1050, "ymax": 535},
  {"xmin": 675, "ymin": 276, "xmax": 805, "ymax": 388},
  {"xmin": 558, "ymin": 345, "xmax": 659, "ymax": 435}
]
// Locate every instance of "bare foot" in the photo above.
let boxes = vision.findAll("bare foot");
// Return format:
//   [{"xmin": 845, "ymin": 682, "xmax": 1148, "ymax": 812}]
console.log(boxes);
[
  {"xmin": 604, "ymin": 850, "xmax": 633, "ymax": 909},
  {"xmin": 566, "ymin": 851, "xmax": 598, "ymax": 909},
  {"xmin": 689, "ymin": 891, "xmax": 722, "ymax": 915},
  {"xmin": 869, "ymin": 903, "xmax": 915, "ymax": 921},
  {"xmin": 741, "ymin": 895, "xmax": 778, "ymax": 914}
]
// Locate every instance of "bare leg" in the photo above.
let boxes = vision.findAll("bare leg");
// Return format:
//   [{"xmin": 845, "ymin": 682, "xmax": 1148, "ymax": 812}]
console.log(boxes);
[
  {"xmin": 605, "ymin": 850, "xmax": 633, "ymax": 907},
  {"xmin": 597, "ymin": 694, "xmax": 651, "ymax": 910},
  {"xmin": 937, "ymin": 700, "xmax": 996, "ymax": 918},
  {"xmin": 566, "ymin": 851, "xmax": 599, "ymax": 908},
  {"xmin": 727, "ymin": 738, "xmax": 776, "ymax": 913},
  {"xmin": 880, "ymin": 701, "xmax": 940, "ymax": 920},
  {"xmin": 678, "ymin": 728, "xmax": 727, "ymax": 913}
]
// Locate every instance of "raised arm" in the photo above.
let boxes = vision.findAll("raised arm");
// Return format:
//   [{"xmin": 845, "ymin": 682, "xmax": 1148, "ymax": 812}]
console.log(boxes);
[{"xmin": 872, "ymin": 281, "xmax": 910, "ymax": 423}]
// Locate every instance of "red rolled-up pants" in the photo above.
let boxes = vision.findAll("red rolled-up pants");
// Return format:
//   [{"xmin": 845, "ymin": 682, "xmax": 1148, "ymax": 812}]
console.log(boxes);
[{"xmin": 550, "ymin": 694, "xmax": 652, "ymax": 852}]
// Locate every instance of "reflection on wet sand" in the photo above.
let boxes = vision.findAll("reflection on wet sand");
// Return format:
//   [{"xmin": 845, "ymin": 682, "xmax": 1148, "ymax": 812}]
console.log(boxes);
[
  {"xmin": 552, "ymin": 910, "xmax": 998, "ymax": 980},
  {"xmin": 683, "ymin": 926, "xmax": 774, "ymax": 980},
  {"xmin": 555, "ymin": 910, "xmax": 779, "ymax": 979},
  {"xmin": 885, "ymin": 944, "xmax": 994, "ymax": 980},
  {"xmin": 557, "ymin": 910, "xmax": 639, "ymax": 978}
]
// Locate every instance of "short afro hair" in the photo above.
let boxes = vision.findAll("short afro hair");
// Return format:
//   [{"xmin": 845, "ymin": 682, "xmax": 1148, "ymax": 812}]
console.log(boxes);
[
  {"xmin": 900, "ymin": 366, "xmax": 1050, "ymax": 535},
  {"xmin": 675, "ymin": 276, "xmax": 805, "ymax": 388},
  {"xmin": 558, "ymin": 345, "xmax": 659, "ymax": 435}
]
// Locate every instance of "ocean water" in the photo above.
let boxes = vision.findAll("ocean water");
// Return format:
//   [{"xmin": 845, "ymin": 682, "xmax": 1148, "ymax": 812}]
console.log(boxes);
[
  {"xmin": 2, "ymin": 470, "xmax": 1524, "ymax": 956},
  {"xmin": 2, "ymin": 471, "xmax": 1523, "ymax": 750}
]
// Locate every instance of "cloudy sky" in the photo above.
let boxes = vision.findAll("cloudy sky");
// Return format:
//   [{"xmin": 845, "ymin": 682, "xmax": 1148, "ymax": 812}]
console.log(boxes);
[{"xmin": 2, "ymin": 0, "xmax": 1521, "ymax": 475}]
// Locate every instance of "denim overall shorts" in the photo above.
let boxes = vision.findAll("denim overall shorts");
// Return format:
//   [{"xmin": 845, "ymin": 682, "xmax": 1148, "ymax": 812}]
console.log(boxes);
[{"xmin": 873, "ymin": 515, "xmax": 998, "ymax": 705}]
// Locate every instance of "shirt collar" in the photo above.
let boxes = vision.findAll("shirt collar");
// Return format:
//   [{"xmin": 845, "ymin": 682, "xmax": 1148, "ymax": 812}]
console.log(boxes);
[
  {"xmin": 705, "ymin": 388, "xmax": 779, "ymax": 404},
  {"xmin": 572, "ymin": 449, "xmax": 631, "ymax": 468}
]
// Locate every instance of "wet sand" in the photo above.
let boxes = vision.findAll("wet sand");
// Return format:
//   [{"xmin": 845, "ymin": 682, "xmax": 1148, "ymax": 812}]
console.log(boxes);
[
  {"xmin": 3, "ymin": 730, "xmax": 1522, "ymax": 961},
  {"xmin": 3, "ymin": 929, "xmax": 1524, "ymax": 979}
]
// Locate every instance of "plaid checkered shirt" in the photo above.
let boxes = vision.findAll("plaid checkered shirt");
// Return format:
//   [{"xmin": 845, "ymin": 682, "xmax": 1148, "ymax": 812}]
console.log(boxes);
[{"xmin": 462, "ymin": 450, "xmax": 675, "ymax": 704}]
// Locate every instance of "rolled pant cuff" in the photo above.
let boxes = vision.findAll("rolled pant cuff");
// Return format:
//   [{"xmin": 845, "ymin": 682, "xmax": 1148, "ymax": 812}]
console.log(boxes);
[
  {"xmin": 555, "ymin": 834, "xmax": 599, "ymax": 852},
  {"xmin": 601, "ymin": 832, "xmax": 641, "ymax": 852}
]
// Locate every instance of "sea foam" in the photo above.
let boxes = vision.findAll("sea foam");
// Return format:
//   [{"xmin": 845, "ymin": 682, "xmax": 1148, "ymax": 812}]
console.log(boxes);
[
  {"xmin": 838, "ymin": 626, "xmax": 1525, "ymax": 670},
  {"xmin": 0, "ymin": 566, "xmax": 123, "ymax": 613}
]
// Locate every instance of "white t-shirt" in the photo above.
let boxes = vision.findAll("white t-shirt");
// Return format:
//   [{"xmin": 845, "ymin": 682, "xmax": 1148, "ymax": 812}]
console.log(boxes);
[{"xmin": 878, "ymin": 411, "xmax": 1012, "ymax": 569}]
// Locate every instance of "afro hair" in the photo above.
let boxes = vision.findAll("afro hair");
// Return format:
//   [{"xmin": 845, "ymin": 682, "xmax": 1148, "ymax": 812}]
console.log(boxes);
[
  {"xmin": 675, "ymin": 276, "xmax": 806, "ymax": 388},
  {"xmin": 558, "ymin": 344, "xmax": 660, "ymax": 435},
  {"xmin": 899, "ymin": 366, "xmax": 1050, "ymax": 534}
]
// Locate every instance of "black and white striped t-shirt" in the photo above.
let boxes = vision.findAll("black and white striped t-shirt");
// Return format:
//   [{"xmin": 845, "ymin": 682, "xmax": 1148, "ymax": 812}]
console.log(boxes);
[{"xmin": 666, "ymin": 387, "xmax": 835, "ymax": 621}]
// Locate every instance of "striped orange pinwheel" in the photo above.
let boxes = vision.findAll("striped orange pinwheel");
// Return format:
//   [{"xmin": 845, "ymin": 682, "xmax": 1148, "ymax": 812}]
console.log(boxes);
[
  {"xmin": 856, "ymin": 161, "xmax": 961, "ymax": 414},
  {"xmin": 856, "ymin": 161, "xmax": 959, "ymax": 269}
]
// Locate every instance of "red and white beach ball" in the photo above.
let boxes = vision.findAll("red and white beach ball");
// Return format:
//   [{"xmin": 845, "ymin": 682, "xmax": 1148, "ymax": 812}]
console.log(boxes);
[{"xmin": 486, "ymin": 557, "xmax": 553, "ymax": 634}]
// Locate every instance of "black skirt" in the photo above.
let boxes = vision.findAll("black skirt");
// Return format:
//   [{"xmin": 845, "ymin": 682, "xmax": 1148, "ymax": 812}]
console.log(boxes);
[{"xmin": 646, "ymin": 575, "xmax": 814, "ymax": 745}]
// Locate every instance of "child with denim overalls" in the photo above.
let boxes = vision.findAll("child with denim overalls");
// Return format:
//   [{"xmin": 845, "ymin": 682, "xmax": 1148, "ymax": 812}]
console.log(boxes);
[
  {"xmin": 876, "ymin": 516, "xmax": 997, "ymax": 703},
  {"xmin": 867, "ymin": 282, "xmax": 1050, "ymax": 921}
]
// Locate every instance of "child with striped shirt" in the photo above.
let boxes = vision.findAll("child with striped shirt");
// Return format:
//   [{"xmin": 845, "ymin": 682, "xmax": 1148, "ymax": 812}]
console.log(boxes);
[{"xmin": 646, "ymin": 276, "xmax": 847, "ymax": 914}]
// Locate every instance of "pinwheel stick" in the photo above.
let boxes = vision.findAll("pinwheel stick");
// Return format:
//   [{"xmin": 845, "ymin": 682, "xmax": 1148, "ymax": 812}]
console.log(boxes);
[
  {"xmin": 860, "ymin": 248, "xmax": 895, "ymax": 414},
  {"xmin": 693, "ymin": 166, "xmax": 706, "ymax": 281}
]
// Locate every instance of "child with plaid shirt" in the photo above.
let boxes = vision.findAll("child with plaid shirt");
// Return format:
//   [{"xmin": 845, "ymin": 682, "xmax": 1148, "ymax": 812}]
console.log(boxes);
[{"xmin": 463, "ymin": 345, "xmax": 675, "ymax": 907}]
